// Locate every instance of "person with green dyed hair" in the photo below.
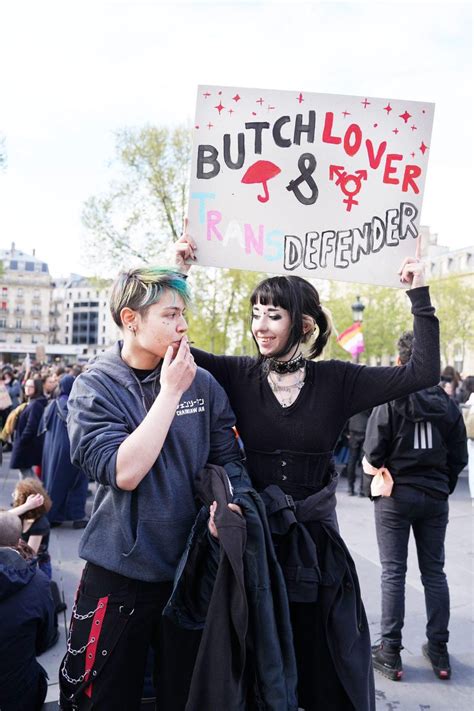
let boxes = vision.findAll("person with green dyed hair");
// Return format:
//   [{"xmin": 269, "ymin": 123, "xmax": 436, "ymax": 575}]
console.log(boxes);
[{"xmin": 59, "ymin": 266, "xmax": 246, "ymax": 710}]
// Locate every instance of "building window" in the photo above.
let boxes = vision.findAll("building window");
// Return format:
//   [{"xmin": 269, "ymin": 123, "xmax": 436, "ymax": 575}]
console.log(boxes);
[
  {"xmin": 32, "ymin": 335, "xmax": 38, "ymax": 343},
  {"xmin": 0, "ymin": 318, "xmax": 6, "ymax": 328},
  {"xmin": 16, "ymin": 319, "xmax": 22, "ymax": 329},
  {"xmin": 17, "ymin": 288, "xmax": 23, "ymax": 297},
  {"xmin": 15, "ymin": 335, "xmax": 21, "ymax": 343},
  {"xmin": 65, "ymin": 336, "xmax": 69, "ymax": 344},
  {"xmin": 26, "ymin": 262, "xmax": 35, "ymax": 271}
]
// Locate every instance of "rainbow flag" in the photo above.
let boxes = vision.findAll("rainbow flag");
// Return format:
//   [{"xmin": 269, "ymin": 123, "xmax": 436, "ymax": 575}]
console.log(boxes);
[{"xmin": 336, "ymin": 323, "xmax": 365, "ymax": 357}]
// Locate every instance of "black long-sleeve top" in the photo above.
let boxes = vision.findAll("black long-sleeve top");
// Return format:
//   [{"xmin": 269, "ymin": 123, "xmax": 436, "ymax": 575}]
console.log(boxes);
[{"xmin": 192, "ymin": 287, "xmax": 440, "ymax": 472}]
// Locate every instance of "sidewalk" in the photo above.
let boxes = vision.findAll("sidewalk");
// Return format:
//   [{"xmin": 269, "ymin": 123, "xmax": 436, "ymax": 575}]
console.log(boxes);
[{"xmin": 1, "ymin": 453, "xmax": 472, "ymax": 710}]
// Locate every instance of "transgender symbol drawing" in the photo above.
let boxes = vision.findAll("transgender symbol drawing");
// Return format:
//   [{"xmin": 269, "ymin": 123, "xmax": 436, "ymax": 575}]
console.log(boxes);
[
  {"xmin": 241, "ymin": 160, "xmax": 281, "ymax": 203},
  {"xmin": 329, "ymin": 165, "xmax": 368, "ymax": 211}
]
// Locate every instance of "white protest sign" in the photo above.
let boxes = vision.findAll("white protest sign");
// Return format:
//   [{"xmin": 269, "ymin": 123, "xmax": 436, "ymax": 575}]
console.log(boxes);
[{"xmin": 188, "ymin": 85, "xmax": 434, "ymax": 287}]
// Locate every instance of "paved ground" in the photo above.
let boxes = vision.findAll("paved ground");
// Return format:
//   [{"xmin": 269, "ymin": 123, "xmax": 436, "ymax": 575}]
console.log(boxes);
[{"xmin": 1, "ymin": 453, "xmax": 472, "ymax": 710}]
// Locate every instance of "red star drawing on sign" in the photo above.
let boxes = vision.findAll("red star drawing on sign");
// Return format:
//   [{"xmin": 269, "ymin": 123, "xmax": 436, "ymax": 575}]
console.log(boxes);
[
  {"xmin": 383, "ymin": 103, "xmax": 392, "ymax": 114},
  {"xmin": 228, "ymin": 108, "xmax": 234, "ymax": 116},
  {"xmin": 393, "ymin": 128, "xmax": 399, "ymax": 134},
  {"xmin": 361, "ymin": 98, "xmax": 371, "ymax": 108},
  {"xmin": 256, "ymin": 97, "xmax": 264, "ymax": 105},
  {"xmin": 207, "ymin": 122, "xmax": 214, "ymax": 130},
  {"xmin": 342, "ymin": 110, "xmax": 351, "ymax": 118},
  {"xmin": 203, "ymin": 92, "xmax": 211, "ymax": 99},
  {"xmin": 420, "ymin": 142, "xmax": 428, "ymax": 154},
  {"xmin": 297, "ymin": 93, "xmax": 304, "ymax": 104},
  {"xmin": 411, "ymin": 152, "xmax": 415, "ymax": 158},
  {"xmin": 411, "ymin": 125, "xmax": 417, "ymax": 131},
  {"xmin": 232, "ymin": 94, "xmax": 241, "ymax": 102},
  {"xmin": 399, "ymin": 110, "xmax": 412, "ymax": 123},
  {"xmin": 214, "ymin": 102, "xmax": 225, "ymax": 114},
  {"xmin": 268, "ymin": 105, "xmax": 275, "ymax": 111}
]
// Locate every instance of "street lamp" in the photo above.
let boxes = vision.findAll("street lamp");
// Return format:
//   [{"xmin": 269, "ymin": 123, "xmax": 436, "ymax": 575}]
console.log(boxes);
[{"xmin": 351, "ymin": 295, "xmax": 365, "ymax": 323}]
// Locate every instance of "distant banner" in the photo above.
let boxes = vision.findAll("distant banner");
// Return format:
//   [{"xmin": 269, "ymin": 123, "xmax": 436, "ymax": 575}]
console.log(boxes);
[{"xmin": 188, "ymin": 85, "xmax": 434, "ymax": 287}]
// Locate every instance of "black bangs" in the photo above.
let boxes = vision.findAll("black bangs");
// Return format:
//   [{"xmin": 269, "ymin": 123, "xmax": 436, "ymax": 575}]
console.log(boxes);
[{"xmin": 250, "ymin": 276, "xmax": 294, "ymax": 311}]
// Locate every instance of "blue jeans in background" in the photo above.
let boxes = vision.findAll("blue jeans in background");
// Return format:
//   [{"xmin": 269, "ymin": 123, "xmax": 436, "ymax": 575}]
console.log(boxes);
[{"xmin": 374, "ymin": 485, "xmax": 450, "ymax": 648}]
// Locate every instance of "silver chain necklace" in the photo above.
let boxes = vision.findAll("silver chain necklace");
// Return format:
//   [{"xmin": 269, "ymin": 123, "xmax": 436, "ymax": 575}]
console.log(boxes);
[{"xmin": 268, "ymin": 368, "xmax": 305, "ymax": 408}]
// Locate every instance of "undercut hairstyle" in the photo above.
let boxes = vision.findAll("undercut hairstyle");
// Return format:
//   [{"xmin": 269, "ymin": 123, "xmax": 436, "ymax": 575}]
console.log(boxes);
[
  {"xmin": 109, "ymin": 267, "xmax": 190, "ymax": 328},
  {"xmin": 0, "ymin": 512, "xmax": 22, "ymax": 547},
  {"xmin": 250, "ymin": 275, "xmax": 332, "ymax": 361},
  {"xmin": 397, "ymin": 331, "xmax": 415, "ymax": 365},
  {"xmin": 12, "ymin": 478, "xmax": 52, "ymax": 521}
]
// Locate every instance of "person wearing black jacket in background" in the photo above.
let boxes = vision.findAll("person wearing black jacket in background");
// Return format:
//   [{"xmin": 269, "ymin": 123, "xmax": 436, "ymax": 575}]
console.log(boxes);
[
  {"xmin": 364, "ymin": 332, "xmax": 468, "ymax": 683},
  {"xmin": 346, "ymin": 409, "xmax": 372, "ymax": 496},
  {"xmin": 10, "ymin": 377, "xmax": 47, "ymax": 478}
]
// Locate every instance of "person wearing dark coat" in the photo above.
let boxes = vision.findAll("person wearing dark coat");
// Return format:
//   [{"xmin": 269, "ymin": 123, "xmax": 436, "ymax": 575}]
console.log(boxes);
[
  {"xmin": 40, "ymin": 375, "xmax": 88, "ymax": 527},
  {"xmin": 0, "ymin": 512, "xmax": 57, "ymax": 711},
  {"xmin": 10, "ymin": 377, "xmax": 47, "ymax": 478},
  {"xmin": 364, "ymin": 331, "xmax": 468, "ymax": 682}
]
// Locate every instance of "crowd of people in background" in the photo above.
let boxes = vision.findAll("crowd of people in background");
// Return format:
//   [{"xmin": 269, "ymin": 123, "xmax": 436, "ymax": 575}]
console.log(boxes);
[{"xmin": 0, "ymin": 359, "xmax": 89, "ymax": 710}]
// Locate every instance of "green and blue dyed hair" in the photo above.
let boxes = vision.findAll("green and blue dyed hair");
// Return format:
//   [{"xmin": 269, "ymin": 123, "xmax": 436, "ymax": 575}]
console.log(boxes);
[{"xmin": 109, "ymin": 267, "xmax": 190, "ymax": 327}]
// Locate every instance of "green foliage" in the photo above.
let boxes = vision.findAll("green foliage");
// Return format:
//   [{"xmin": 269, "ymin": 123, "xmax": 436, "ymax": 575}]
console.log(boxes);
[
  {"xmin": 186, "ymin": 266, "xmax": 265, "ymax": 355},
  {"xmin": 82, "ymin": 125, "xmax": 192, "ymax": 273},
  {"xmin": 430, "ymin": 275, "xmax": 474, "ymax": 366},
  {"xmin": 323, "ymin": 282, "xmax": 411, "ymax": 363}
]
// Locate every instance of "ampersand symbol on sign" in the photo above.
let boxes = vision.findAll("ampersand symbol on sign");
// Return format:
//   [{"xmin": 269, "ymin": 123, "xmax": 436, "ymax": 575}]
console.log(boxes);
[{"xmin": 286, "ymin": 153, "xmax": 319, "ymax": 205}]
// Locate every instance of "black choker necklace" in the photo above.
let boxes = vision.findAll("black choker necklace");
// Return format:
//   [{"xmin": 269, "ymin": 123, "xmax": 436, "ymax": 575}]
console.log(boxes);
[{"xmin": 267, "ymin": 353, "xmax": 306, "ymax": 374}]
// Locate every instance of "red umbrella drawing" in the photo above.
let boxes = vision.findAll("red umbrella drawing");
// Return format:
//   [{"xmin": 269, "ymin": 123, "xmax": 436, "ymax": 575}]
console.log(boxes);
[{"xmin": 241, "ymin": 160, "xmax": 281, "ymax": 203}]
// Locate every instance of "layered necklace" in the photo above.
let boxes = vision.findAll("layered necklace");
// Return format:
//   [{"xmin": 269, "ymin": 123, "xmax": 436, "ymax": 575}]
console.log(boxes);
[{"xmin": 267, "ymin": 354, "xmax": 306, "ymax": 408}]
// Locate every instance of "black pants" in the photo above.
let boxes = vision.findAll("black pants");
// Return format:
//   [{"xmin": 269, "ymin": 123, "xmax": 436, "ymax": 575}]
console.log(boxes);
[
  {"xmin": 59, "ymin": 563, "xmax": 202, "ymax": 711},
  {"xmin": 374, "ymin": 486, "xmax": 450, "ymax": 647}
]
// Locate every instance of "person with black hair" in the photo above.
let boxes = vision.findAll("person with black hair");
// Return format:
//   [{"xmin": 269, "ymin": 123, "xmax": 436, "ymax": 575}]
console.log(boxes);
[
  {"xmin": 176, "ymin": 233, "xmax": 440, "ymax": 711},
  {"xmin": 10, "ymin": 377, "xmax": 47, "ymax": 478},
  {"xmin": 364, "ymin": 331, "xmax": 468, "ymax": 682}
]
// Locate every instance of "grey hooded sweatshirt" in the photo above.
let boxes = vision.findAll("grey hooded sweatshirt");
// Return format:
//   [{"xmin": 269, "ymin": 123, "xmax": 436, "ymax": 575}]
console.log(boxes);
[{"xmin": 67, "ymin": 342, "xmax": 243, "ymax": 582}]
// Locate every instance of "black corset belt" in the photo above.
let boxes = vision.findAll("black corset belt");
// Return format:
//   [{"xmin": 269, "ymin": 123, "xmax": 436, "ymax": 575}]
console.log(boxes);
[{"xmin": 246, "ymin": 448, "xmax": 336, "ymax": 500}]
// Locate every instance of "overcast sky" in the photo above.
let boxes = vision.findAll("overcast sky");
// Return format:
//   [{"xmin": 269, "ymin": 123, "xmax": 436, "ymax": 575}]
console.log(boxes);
[{"xmin": 0, "ymin": 0, "xmax": 472, "ymax": 277}]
